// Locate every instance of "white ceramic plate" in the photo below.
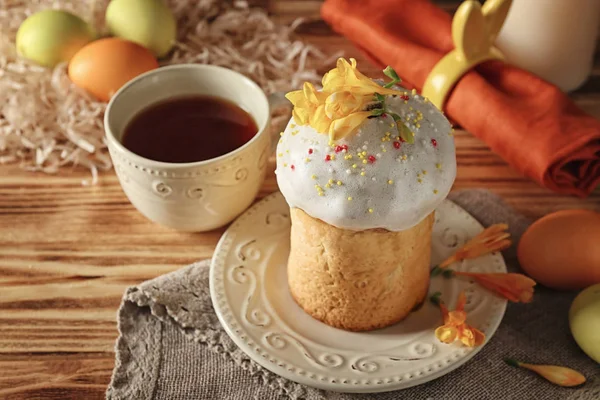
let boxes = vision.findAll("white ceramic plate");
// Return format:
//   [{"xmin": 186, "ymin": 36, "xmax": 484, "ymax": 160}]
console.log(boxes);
[{"xmin": 210, "ymin": 192, "xmax": 507, "ymax": 393}]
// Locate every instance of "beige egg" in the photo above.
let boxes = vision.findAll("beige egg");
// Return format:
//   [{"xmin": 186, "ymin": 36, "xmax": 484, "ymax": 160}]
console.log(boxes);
[{"xmin": 518, "ymin": 210, "xmax": 600, "ymax": 290}]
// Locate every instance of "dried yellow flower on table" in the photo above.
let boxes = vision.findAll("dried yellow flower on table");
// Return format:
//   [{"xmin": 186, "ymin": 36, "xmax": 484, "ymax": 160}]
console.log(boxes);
[{"xmin": 505, "ymin": 358, "xmax": 586, "ymax": 387}]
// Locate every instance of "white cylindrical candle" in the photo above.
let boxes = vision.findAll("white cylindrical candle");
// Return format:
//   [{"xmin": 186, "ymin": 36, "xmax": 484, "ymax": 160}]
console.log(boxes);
[{"xmin": 496, "ymin": 0, "xmax": 600, "ymax": 92}]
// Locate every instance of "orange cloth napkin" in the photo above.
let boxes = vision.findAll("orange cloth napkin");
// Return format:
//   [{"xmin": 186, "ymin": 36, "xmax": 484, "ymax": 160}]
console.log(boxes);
[{"xmin": 322, "ymin": 0, "xmax": 600, "ymax": 197}]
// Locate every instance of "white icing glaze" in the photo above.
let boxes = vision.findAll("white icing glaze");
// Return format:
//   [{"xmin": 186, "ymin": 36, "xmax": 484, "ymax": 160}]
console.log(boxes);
[{"xmin": 275, "ymin": 91, "xmax": 456, "ymax": 232}]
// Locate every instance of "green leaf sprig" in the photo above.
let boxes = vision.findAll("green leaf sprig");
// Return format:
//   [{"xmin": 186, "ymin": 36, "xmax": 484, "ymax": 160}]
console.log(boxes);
[{"xmin": 370, "ymin": 66, "xmax": 415, "ymax": 144}]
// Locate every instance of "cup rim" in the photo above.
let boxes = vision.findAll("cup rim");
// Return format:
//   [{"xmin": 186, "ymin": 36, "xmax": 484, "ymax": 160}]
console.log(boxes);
[{"xmin": 104, "ymin": 63, "xmax": 270, "ymax": 169}]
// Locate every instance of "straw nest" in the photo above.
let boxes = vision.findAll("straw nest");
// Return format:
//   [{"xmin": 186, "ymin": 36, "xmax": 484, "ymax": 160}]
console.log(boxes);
[{"xmin": 0, "ymin": 0, "xmax": 338, "ymax": 184}]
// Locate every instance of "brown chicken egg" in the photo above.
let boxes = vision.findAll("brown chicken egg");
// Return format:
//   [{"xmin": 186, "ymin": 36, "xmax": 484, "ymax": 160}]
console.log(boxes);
[
  {"xmin": 68, "ymin": 37, "xmax": 158, "ymax": 102},
  {"xmin": 517, "ymin": 209, "xmax": 600, "ymax": 290}
]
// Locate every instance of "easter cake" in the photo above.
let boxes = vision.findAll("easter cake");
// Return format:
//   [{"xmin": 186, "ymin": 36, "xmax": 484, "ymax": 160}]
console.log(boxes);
[{"xmin": 275, "ymin": 58, "xmax": 456, "ymax": 331}]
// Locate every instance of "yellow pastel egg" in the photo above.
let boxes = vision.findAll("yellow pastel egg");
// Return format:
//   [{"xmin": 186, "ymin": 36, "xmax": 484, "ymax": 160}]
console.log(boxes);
[
  {"xmin": 105, "ymin": 0, "xmax": 177, "ymax": 58},
  {"xmin": 517, "ymin": 210, "xmax": 600, "ymax": 290},
  {"xmin": 16, "ymin": 10, "xmax": 96, "ymax": 67},
  {"xmin": 68, "ymin": 38, "xmax": 158, "ymax": 102},
  {"xmin": 569, "ymin": 283, "xmax": 600, "ymax": 363}
]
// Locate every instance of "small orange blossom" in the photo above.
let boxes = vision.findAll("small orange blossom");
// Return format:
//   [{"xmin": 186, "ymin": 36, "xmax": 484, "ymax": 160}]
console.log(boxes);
[
  {"xmin": 455, "ymin": 271, "xmax": 536, "ymax": 303},
  {"xmin": 505, "ymin": 358, "xmax": 586, "ymax": 387},
  {"xmin": 439, "ymin": 224, "xmax": 511, "ymax": 268},
  {"xmin": 432, "ymin": 292, "xmax": 485, "ymax": 348}
]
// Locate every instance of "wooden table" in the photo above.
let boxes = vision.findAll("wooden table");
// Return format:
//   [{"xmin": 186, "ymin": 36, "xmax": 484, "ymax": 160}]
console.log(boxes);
[{"xmin": 1, "ymin": 1, "xmax": 600, "ymax": 399}]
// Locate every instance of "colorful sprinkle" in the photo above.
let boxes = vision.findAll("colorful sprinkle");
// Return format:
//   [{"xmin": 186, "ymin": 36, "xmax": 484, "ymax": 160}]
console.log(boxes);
[
  {"xmin": 308, "ymin": 148, "xmax": 313, "ymax": 154},
  {"xmin": 362, "ymin": 159, "xmax": 368, "ymax": 164},
  {"xmin": 325, "ymin": 155, "xmax": 332, "ymax": 161},
  {"xmin": 279, "ymin": 132, "xmax": 284, "ymax": 136},
  {"xmin": 400, "ymin": 95, "xmax": 409, "ymax": 101},
  {"xmin": 431, "ymin": 139, "xmax": 438, "ymax": 147},
  {"xmin": 277, "ymin": 153, "xmax": 283, "ymax": 157},
  {"xmin": 352, "ymin": 164, "xmax": 357, "ymax": 169},
  {"xmin": 388, "ymin": 179, "xmax": 394, "ymax": 184},
  {"xmin": 337, "ymin": 181, "xmax": 342, "ymax": 186},
  {"xmin": 347, "ymin": 196, "xmax": 353, "ymax": 201},
  {"xmin": 368, "ymin": 208, "xmax": 374, "ymax": 213},
  {"xmin": 433, "ymin": 189, "xmax": 439, "ymax": 194},
  {"xmin": 311, "ymin": 174, "xmax": 317, "ymax": 180},
  {"xmin": 436, "ymin": 163, "xmax": 442, "ymax": 169},
  {"xmin": 360, "ymin": 171, "xmax": 366, "ymax": 176},
  {"xmin": 368, "ymin": 155, "xmax": 376, "ymax": 163},
  {"xmin": 334, "ymin": 144, "xmax": 348, "ymax": 153},
  {"xmin": 393, "ymin": 141, "xmax": 401, "ymax": 149},
  {"xmin": 291, "ymin": 165, "xmax": 295, "ymax": 171},
  {"xmin": 346, "ymin": 169, "xmax": 352, "ymax": 174}
]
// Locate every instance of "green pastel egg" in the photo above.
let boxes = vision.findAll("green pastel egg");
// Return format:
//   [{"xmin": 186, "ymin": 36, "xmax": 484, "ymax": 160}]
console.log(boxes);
[
  {"xmin": 569, "ymin": 283, "xmax": 600, "ymax": 363},
  {"xmin": 105, "ymin": 0, "xmax": 177, "ymax": 58},
  {"xmin": 16, "ymin": 10, "xmax": 95, "ymax": 67}
]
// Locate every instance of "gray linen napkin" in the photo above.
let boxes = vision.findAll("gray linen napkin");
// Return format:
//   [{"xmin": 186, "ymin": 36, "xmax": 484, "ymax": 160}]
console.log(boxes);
[{"xmin": 106, "ymin": 189, "xmax": 599, "ymax": 400}]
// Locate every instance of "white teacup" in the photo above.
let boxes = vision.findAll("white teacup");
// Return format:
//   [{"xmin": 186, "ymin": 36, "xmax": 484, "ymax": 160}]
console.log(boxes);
[{"xmin": 105, "ymin": 64, "xmax": 279, "ymax": 232}]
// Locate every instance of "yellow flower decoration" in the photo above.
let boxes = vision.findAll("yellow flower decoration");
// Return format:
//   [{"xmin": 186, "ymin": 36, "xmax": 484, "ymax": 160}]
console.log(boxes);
[
  {"xmin": 286, "ymin": 82, "xmax": 327, "ymax": 127},
  {"xmin": 432, "ymin": 292, "xmax": 485, "ymax": 348},
  {"xmin": 285, "ymin": 58, "xmax": 409, "ymax": 141},
  {"xmin": 322, "ymin": 58, "xmax": 402, "ymax": 96}
]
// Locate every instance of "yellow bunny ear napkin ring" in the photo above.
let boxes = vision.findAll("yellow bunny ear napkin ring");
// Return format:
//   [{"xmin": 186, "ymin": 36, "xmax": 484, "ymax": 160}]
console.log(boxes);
[{"xmin": 422, "ymin": 0, "xmax": 512, "ymax": 110}]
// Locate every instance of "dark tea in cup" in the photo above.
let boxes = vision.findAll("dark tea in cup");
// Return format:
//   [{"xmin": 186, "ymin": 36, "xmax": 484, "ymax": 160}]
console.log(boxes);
[{"xmin": 122, "ymin": 95, "xmax": 258, "ymax": 163}]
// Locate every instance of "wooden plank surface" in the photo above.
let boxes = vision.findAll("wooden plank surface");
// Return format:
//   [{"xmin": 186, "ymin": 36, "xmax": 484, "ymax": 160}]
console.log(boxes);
[{"xmin": 1, "ymin": 0, "xmax": 600, "ymax": 399}]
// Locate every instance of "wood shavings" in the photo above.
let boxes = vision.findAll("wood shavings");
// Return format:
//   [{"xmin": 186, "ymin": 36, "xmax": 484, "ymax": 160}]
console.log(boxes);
[{"xmin": 0, "ymin": 0, "xmax": 340, "ymax": 183}]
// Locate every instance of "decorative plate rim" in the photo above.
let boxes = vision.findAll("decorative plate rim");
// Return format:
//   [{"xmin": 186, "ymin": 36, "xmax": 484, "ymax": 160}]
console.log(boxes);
[{"xmin": 209, "ymin": 192, "xmax": 507, "ymax": 393}]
